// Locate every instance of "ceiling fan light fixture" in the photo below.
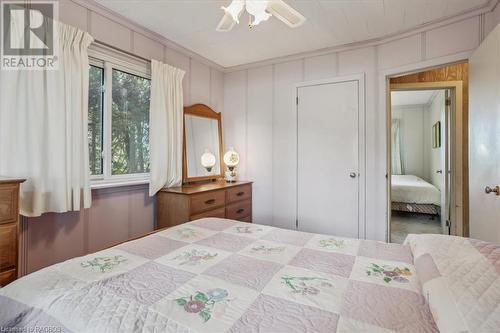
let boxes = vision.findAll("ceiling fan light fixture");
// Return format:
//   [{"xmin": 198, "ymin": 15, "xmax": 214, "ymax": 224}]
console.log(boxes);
[
  {"xmin": 250, "ymin": 12, "xmax": 271, "ymax": 27},
  {"xmin": 246, "ymin": 0, "xmax": 271, "ymax": 26},
  {"xmin": 221, "ymin": 0, "xmax": 245, "ymax": 24},
  {"xmin": 217, "ymin": 0, "xmax": 305, "ymax": 31}
]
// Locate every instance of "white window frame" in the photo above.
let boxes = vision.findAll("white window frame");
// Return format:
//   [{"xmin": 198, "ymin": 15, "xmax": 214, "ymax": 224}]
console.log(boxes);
[{"xmin": 88, "ymin": 44, "xmax": 152, "ymax": 188}]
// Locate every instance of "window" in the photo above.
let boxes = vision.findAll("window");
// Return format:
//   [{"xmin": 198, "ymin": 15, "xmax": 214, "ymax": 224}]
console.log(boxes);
[
  {"xmin": 111, "ymin": 69, "xmax": 151, "ymax": 175},
  {"xmin": 87, "ymin": 51, "xmax": 151, "ymax": 185}
]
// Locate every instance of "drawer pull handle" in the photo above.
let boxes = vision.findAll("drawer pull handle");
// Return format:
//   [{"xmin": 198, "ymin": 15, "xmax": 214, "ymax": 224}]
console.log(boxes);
[
  {"xmin": 205, "ymin": 199, "xmax": 216, "ymax": 205},
  {"xmin": 236, "ymin": 208, "xmax": 245, "ymax": 214},
  {"xmin": 236, "ymin": 191, "xmax": 245, "ymax": 197}
]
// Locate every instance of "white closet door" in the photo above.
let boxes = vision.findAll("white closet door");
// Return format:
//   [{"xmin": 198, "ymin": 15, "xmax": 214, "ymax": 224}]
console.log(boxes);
[{"xmin": 297, "ymin": 77, "xmax": 363, "ymax": 238}]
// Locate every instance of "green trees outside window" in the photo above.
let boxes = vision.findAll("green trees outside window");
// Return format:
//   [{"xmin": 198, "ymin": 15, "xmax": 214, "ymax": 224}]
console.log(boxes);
[{"xmin": 88, "ymin": 65, "xmax": 151, "ymax": 177}]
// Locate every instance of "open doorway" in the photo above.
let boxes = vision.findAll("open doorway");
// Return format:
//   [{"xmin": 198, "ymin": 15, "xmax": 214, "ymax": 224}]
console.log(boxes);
[
  {"xmin": 387, "ymin": 63, "xmax": 468, "ymax": 243},
  {"xmin": 389, "ymin": 89, "xmax": 451, "ymax": 243},
  {"xmin": 387, "ymin": 62, "xmax": 468, "ymax": 243}
]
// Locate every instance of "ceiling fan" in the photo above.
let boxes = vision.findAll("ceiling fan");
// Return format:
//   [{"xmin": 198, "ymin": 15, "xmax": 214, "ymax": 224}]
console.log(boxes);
[{"xmin": 216, "ymin": 0, "xmax": 306, "ymax": 32}]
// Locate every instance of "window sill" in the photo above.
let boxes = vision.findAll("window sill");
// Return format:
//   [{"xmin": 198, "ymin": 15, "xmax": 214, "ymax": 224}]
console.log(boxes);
[{"xmin": 90, "ymin": 179, "xmax": 149, "ymax": 190}]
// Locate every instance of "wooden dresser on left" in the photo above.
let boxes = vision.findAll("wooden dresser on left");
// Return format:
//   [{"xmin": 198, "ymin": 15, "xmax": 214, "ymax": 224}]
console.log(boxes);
[{"xmin": 0, "ymin": 177, "xmax": 25, "ymax": 287}]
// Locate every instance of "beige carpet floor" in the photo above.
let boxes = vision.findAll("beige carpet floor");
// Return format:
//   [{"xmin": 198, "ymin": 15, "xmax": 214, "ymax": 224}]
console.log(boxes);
[{"xmin": 390, "ymin": 211, "xmax": 443, "ymax": 244}]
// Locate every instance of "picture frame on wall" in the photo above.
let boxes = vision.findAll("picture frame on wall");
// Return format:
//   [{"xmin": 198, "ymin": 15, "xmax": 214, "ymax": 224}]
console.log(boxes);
[{"xmin": 432, "ymin": 121, "xmax": 441, "ymax": 148}]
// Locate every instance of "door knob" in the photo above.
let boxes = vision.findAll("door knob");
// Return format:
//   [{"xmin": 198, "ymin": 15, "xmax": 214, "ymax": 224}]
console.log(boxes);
[
  {"xmin": 436, "ymin": 170, "xmax": 443, "ymax": 174},
  {"xmin": 485, "ymin": 186, "xmax": 500, "ymax": 196},
  {"xmin": 349, "ymin": 172, "xmax": 357, "ymax": 178}
]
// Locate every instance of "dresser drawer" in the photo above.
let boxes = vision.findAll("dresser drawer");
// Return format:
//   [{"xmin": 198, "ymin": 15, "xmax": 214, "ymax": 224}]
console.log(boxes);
[
  {"xmin": 226, "ymin": 199, "xmax": 252, "ymax": 221},
  {"xmin": 0, "ymin": 185, "xmax": 18, "ymax": 225},
  {"xmin": 0, "ymin": 268, "xmax": 16, "ymax": 287},
  {"xmin": 191, "ymin": 190, "xmax": 226, "ymax": 214},
  {"xmin": 0, "ymin": 223, "xmax": 17, "ymax": 270},
  {"xmin": 226, "ymin": 184, "xmax": 252, "ymax": 203},
  {"xmin": 190, "ymin": 207, "xmax": 226, "ymax": 221}
]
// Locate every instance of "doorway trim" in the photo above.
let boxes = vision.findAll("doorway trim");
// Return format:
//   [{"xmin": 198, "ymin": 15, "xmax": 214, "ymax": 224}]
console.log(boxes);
[
  {"xmin": 387, "ymin": 80, "xmax": 464, "ymax": 241},
  {"xmin": 295, "ymin": 73, "xmax": 366, "ymax": 239}
]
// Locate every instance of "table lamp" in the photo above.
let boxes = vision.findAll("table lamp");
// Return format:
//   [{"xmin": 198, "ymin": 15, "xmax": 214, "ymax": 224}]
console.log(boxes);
[{"xmin": 223, "ymin": 147, "xmax": 240, "ymax": 182}]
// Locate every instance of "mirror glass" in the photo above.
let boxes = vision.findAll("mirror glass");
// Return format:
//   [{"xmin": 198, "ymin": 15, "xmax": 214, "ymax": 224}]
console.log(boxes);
[{"xmin": 185, "ymin": 114, "xmax": 221, "ymax": 178}]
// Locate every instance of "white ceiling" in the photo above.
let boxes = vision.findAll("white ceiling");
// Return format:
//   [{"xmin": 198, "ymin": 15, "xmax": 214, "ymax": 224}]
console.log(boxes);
[
  {"xmin": 96, "ymin": 0, "xmax": 491, "ymax": 67},
  {"xmin": 391, "ymin": 90, "xmax": 437, "ymax": 106}
]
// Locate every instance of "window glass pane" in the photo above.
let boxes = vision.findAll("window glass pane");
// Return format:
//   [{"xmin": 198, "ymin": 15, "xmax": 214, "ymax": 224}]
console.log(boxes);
[
  {"xmin": 111, "ymin": 69, "xmax": 151, "ymax": 175},
  {"xmin": 88, "ymin": 65, "xmax": 104, "ymax": 176}
]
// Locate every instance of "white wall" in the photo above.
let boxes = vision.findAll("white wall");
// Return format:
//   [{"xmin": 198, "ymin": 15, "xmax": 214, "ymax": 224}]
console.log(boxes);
[
  {"xmin": 223, "ymin": 14, "xmax": 497, "ymax": 241},
  {"xmin": 392, "ymin": 106, "xmax": 427, "ymax": 180}
]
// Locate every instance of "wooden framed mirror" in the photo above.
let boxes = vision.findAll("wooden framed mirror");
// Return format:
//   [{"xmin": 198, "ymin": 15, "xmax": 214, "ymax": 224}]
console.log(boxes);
[{"xmin": 183, "ymin": 104, "xmax": 224, "ymax": 183}]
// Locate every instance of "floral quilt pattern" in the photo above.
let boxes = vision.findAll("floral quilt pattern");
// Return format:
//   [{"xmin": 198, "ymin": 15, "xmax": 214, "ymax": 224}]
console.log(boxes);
[
  {"xmin": 175, "ymin": 288, "xmax": 231, "ymax": 322},
  {"xmin": 366, "ymin": 263, "xmax": 412, "ymax": 283},
  {"xmin": 250, "ymin": 245, "xmax": 285, "ymax": 254},
  {"xmin": 80, "ymin": 255, "xmax": 127, "ymax": 273},
  {"xmin": 319, "ymin": 237, "xmax": 348, "ymax": 249},
  {"xmin": 173, "ymin": 249, "xmax": 218, "ymax": 266},
  {"xmin": 0, "ymin": 219, "xmax": 438, "ymax": 333},
  {"xmin": 281, "ymin": 276, "xmax": 333, "ymax": 295}
]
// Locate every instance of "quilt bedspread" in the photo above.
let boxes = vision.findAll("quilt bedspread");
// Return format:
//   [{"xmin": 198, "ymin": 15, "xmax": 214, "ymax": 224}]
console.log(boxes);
[
  {"xmin": 0, "ymin": 218, "xmax": 438, "ymax": 333},
  {"xmin": 406, "ymin": 234, "xmax": 500, "ymax": 333}
]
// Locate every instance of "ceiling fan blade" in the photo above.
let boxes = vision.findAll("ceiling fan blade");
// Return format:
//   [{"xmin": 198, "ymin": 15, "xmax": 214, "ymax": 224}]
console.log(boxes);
[
  {"xmin": 216, "ymin": 12, "xmax": 237, "ymax": 32},
  {"xmin": 267, "ymin": 0, "xmax": 306, "ymax": 28}
]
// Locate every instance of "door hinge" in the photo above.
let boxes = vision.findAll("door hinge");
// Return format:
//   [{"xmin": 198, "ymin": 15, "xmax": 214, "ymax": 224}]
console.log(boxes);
[
  {"xmin": 296, "ymin": 96, "xmax": 299, "ymax": 105},
  {"xmin": 295, "ymin": 219, "xmax": 298, "ymax": 229},
  {"xmin": 445, "ymin": 98, "xmax": 452, "ymax": 106}
]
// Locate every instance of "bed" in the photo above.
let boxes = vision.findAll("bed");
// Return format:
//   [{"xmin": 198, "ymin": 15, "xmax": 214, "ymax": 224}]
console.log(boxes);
[
  {"xmin": 391, "ymin": 174, "xmax": 441, "ymax": 216},
  {"xmin": 1, "ymin": 218, "xmax": 498, "ymax": 332}
]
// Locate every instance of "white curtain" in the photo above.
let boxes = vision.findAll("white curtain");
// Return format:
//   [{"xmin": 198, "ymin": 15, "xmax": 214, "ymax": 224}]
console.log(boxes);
[
  {"xmin": 149, "ymin": 60, "xmax": 185, "ymax": 196},
  {"xmin": 391, "ymin": 119, "xmax": 404, "ymax": 175},
  {"xmin": 0, "ymin": 22, "xmax": 94, "ymax": 217}
]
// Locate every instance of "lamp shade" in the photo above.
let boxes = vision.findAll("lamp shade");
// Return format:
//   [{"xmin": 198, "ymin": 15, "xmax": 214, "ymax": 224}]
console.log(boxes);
[
  {"xmin": 200, "ymin": 149, "xmax": 216, "ymax": 170},
  {"xmin": 246, "ymin": 0, "xmax": 271, "ymax": 26},
  {"xmin": 223, "ymin": 147, "xmax": 240, "ymax": 167},
  {"xmin": 222, "ymin": 0, "xmax": 245, "ymax": 23}
]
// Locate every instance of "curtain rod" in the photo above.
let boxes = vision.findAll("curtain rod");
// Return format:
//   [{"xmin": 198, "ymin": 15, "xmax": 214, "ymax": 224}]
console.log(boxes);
[{"xmin": 92, "ymin": 40, "xmax": 152, "ymax": 64}]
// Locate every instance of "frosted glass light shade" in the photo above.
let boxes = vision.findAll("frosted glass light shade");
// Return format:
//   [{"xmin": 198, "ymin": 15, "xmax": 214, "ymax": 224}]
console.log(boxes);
[
  {"xmin": 246, "ymin": 0, "xmax": 271, "ymax": 26},
  {"xmin": 201, "ymin": 150, "xmax": 216, "ymax": 172},
  {"xmin": 223, "ymin": 148, "xmax": 240, "ymax": 168}
]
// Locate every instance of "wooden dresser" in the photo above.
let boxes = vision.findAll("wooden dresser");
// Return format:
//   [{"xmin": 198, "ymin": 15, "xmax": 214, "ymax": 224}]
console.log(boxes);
[
  {"xmin": 0, "ymin": 177, "xmax": 25, "ymax": 287},
  {"xmin": 157, "ymin": 181, "xmax": 252, "ymax": 229}
]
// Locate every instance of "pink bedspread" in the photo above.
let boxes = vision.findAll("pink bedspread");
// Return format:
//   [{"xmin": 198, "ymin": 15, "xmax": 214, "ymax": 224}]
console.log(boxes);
[{"xmin": 0, "ymin": 218, "xmax": 439, "ymax": 332}]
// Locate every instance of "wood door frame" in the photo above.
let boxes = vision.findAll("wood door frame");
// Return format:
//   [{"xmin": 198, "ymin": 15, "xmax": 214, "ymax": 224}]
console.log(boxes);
[
  {"xmin": 295, "ymin": 74, "xmax": 366, "ymax": 238},
  {"xmin": 387, "ymin": 81, "xmax": 464, "ymax": 240}
]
